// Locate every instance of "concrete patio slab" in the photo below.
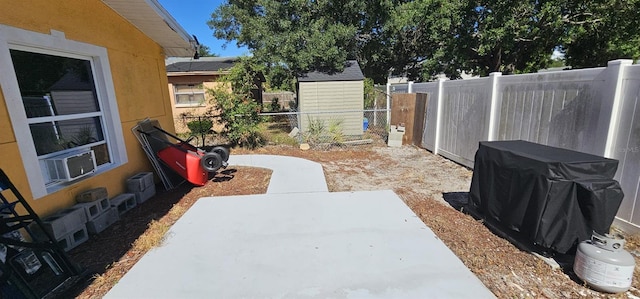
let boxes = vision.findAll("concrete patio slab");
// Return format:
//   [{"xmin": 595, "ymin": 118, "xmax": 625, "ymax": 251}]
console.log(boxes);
[
  {"xmin": 105, "ymin": 190, "xmax": 494, "ymax": 298},
  {"xmin": 228, "ymin": 155, "xmax": 328, "ymax": 194}
]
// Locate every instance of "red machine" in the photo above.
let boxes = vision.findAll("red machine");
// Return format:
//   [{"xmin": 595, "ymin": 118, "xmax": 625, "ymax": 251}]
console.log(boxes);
[{"xmin": 137, "ymin": 124, "xmax": 229, "ymax": 186}]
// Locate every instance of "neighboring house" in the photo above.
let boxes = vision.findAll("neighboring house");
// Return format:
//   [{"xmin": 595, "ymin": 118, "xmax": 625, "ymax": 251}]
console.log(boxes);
[
  {"xmin": 0, "ymin": 0, "xmax": 196, "ymax": 217},
  {"xmin": 297, "ymin": 60, "xmax": 365, "ymax": 136},
  {"xmin": 165, "ymin": 57, "xmax": 264, "ymax": 134}
]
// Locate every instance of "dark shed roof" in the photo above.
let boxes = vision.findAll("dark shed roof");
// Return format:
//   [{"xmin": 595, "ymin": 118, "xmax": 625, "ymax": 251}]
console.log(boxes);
[
  {"xmin": 297, "ymin": 60, "xmax": 365, "ymax": 82},
  {"xmin": 166, "ymin": 57, "xmax": 237, "ymax": 72}
]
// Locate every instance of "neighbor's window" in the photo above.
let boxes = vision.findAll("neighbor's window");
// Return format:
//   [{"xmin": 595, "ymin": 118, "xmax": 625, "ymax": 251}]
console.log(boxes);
[
  {"xmin": 10, "ymin": 49, "xmax": 110, "ymax": 185},
  {"xmin": 174, "ymin": 83, "xmax": 205, "ymax": 106}
]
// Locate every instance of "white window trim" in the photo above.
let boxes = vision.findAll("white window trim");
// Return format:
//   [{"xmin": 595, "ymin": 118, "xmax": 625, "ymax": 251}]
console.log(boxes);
[
  {"xmin": 174, "ymin": 83, "xmax": 206, "ymax": 107},
  {"xmin": 0, "ymin": 25, "xmax": 127, "ymax": 199}
]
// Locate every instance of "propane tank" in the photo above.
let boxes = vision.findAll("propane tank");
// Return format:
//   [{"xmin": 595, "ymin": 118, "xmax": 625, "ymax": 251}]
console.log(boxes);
[{"xmin": 574, "ymin": 232, "xmax": 636, "ymax": 293}]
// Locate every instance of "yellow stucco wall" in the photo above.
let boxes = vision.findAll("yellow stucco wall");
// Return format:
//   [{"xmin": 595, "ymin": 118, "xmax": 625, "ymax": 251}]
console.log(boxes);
[{"xmin": 0, "ymin": 0, "xmax": 177, "ymax": 217}]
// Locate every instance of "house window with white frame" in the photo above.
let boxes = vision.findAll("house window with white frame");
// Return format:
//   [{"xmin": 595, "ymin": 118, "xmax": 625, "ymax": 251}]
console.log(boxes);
[
  {"xmin": 174, "ymin": 83, "xmax": 205, "ymax": 106},
  {"xmin": 0, "ymin": 25, "xmax": 127, "ymax": 198},
  {"xmin": 11, "ymin": 49, "xmax": 109, "ymax": 165}
]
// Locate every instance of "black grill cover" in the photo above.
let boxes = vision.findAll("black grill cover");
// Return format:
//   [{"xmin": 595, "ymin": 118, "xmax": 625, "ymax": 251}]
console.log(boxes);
[{"xmin": 469, "ymin": 140, "xmax": 623, "ymax": 254}]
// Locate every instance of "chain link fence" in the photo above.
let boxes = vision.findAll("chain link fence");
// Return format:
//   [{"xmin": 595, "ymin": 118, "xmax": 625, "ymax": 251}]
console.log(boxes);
[
  {"xmin": 176, "ymin": 86, "xmax": 392, "ymax": 149},
  {"xmin": 261, "ymin": 109, "xmax": 389, "ymax": 146},
  {"xmin": 175, "ymin": 109, "xmax": 389, "ymax": 149},
  {"xmin": 175, "ymin": 114, "xmax": 225, "ymax": 147}
]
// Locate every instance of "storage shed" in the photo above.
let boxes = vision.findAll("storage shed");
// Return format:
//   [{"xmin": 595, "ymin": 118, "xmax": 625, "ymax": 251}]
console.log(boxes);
[{"xmin": 297, "ymin": 60, "xmax": 365, "ymax": 136}]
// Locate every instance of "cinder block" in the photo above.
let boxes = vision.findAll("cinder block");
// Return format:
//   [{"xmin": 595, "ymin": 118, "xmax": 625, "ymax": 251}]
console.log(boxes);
[
  {"xmin": 76, "ymin": 187, "xmax": 108, "ymax": 203},
  {"xmin": 133, "ymin": 184, "xmax": 156, "ymax": 204},
  {"xmin": 75, "ymin": 197, "xmax": 110, "ymax": 222},
  {"xmin": 126, "ymin": 172, "xmax": 154, "ymax": 192},
  {"xmin": 110, "ymin": 193, "xmax": 137, "ymax": 215},
  {"xmin": 86, "ymin": 207, "xmax": 119, "ymax": 235},
  {"xmin": 42, "ymin": 206, "xmax": 88, "ymax": 239},
  {"xmin": 388, "ymin": 125, "xmax": 405, "ymax": 147},
  {"xmin": 97, "ymin": 197, "xmax": 110, "ymax": 211},
  {"xmin": 75, "ymin": 199, "xmax": 105, "ymax": 222},
  {"xmin": 56, "ymin": 226, "xmax": 88, "ymax": 252}
]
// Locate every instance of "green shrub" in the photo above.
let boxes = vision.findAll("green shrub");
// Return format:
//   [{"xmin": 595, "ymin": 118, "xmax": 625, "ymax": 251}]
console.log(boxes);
[
  {"xmin": 210, "ymin": 86, "xmax": 264, "ymax": 148},
  {"xmin": 209, "ymin": 57, "xmax": 266, "ymax": 148},
  {"xmin": 269, "ymin": 97, "xmax": 280, "ymax": 112},
  {"xmin": 186, "ymin": 119, "xmax": 213, "ymax": 135},
  {"xmin": 327, "ymin": 119, "xmax": 345, "ymax": 144},
  {"xmin": 186, "ymin": 118, "xmax": 213, "ymax": 147},
  {"xmin": 303, "ymin": 117, "xmax": 344, "ymax": 147},
  {"xmin": 303, "ymin": 117, "xmax": 326, "ymax": 144},
  {"xmin": 288, "ymin": 99, "xmax": 297, "ymax": 111}
]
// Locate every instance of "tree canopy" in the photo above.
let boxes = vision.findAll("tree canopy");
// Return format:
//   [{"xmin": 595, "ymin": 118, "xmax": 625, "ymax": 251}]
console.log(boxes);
[
  {"xmin": 197, "ymin": 44, "xmax": 218, "ymax": 57},
  {"xmin": 208, "ymin": 0, "xmax": 396, "ymax": 85},
  {"xmin": 563, "ymin": 0, "xmax": 640, "ymax": 68},
  {"xmin": 208, "ymin": 0, "xmax": 640, "ymax": 84},
  {"xmin": 209, "ymin": 1, "xmax": 356, "ymax": 74}
]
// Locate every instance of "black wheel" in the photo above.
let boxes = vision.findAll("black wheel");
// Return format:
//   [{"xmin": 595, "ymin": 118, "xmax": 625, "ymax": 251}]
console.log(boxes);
[
  {"xmin": 201, "ymin": 152, "xmax": 223, "ymax": 172},
  {"xmin": 211, "ymin": 146, "xmax": 230, "ymax": 162}
]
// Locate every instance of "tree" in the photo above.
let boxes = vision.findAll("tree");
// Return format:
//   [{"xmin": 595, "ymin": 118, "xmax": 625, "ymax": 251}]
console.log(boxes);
[
  {"xmin": 210, "ymin": 1, "xmax": 353, "ymax": 74},
  {"xmin": 388, "ymin": 0, "xmax": 571, "ymax": 79},
  {"xmin": 385, "ymin": 0, "xmax": 464, "ymax": 80},
  {"xmin": 457, "ymin": 1, "xmax": 566, "ymax": 76},
  {"xmin": 208, "ymin": 0, "xmax": 398, "ymax": 84},
  {"xmin": 263, "ymin": 64, "xmax": 296, "ymax": 91},
  {"xmin": 564, "ymin": 0, "xmax": 640, "ymax": 68},
  {"xmin": 363, "ymin": 78, "xmax": 376, "ymax": 109},
  {"xmin": 349, "ymin": 0, "xmax": 397, "ymax": 84},
  {"xmin": 208, "ymin": 0, "xmax": 640, "ymax": 84},
  {"xmin": 197, "ymin": 44, "xmax": 218, "ymax": 57},
  {"xmin": 390, "ymin": 0, "xmax": 640, "ymax": 79}
]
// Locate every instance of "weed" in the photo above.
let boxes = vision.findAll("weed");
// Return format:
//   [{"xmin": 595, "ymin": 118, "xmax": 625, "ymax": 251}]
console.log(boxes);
[
  {"xmin": 302, "ymin": 117, "xmax": 344, "ymax": 149},
  {"xmin": 132, "ymin": 220, "xmax": 170, "ymax": 252}
]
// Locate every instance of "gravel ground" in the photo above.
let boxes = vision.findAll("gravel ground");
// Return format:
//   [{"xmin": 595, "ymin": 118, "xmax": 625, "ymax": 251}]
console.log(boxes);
[{"xmin": 65, "ymin": 142, "xmax": 640, "ymax": 298}]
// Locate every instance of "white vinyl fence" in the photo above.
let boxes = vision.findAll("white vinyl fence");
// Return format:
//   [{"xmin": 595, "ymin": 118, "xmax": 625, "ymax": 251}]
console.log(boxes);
[{"xmin": 389, "ymin": 60, "xmax": 640, "ymax": 232}]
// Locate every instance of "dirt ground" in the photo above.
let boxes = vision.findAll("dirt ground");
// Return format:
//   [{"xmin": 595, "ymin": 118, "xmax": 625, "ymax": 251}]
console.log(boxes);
[{"xmin": 66, "ymin": 141, "xmax": 640, "ymax": 298}]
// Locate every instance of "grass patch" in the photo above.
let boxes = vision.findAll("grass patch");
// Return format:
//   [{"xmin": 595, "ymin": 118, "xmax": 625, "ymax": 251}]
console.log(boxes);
[
  {"xmin": 90, "ymin": 271, "xmax": 119, "ymax": 292},
  {"xmin": 132, "ymin": 220, "xmax": 170, "ymax": 251},
  {"xmin": 260, "ymin": 116, "xmax": 299, "ymax": 146}
]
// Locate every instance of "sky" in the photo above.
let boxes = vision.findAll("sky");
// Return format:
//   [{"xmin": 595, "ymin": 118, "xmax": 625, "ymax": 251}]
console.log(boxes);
[{"xmin": 158, "ymin": 0, "xmax": 248, "ymax": 57}]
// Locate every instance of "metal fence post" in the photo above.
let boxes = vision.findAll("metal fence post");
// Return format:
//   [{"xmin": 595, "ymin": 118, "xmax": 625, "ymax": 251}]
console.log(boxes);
[
  {"xmin": 373, "ymin": 99, "xmax": 378, "ymax": 126},
  {"xmin": 386, "ymin": 83, "xmax": 391, "ymax": 130}
]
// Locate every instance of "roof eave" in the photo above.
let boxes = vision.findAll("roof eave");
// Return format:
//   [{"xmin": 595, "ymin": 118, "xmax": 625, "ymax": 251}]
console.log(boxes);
[
  {"xmin": 102, "ymin": 0, "xmax": 196, "ymax": 57},
  {"xmin": 167, "ymin": 71, "xmax": 230, "ymax": 76},
  {"xmin": 298, "ymin": 79, "xmax": 364, "ymax": 83}
]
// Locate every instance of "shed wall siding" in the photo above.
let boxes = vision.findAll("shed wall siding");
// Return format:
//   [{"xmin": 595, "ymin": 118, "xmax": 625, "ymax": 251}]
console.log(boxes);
[{"xmin": 299, "ymin": 81, "xmax": 364, "ymax": 136}]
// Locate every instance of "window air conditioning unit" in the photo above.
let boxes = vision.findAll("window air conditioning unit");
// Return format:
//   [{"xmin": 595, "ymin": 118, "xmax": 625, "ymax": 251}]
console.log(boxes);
[{"xmin": 46, "ymin": 150, "xmax": 97, "ymax": 182}]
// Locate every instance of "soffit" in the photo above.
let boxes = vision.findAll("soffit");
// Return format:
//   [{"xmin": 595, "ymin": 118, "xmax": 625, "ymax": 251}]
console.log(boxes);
[{"xmin": 102, "ymin": 0, "xmax": 195, "ymax": 57}]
